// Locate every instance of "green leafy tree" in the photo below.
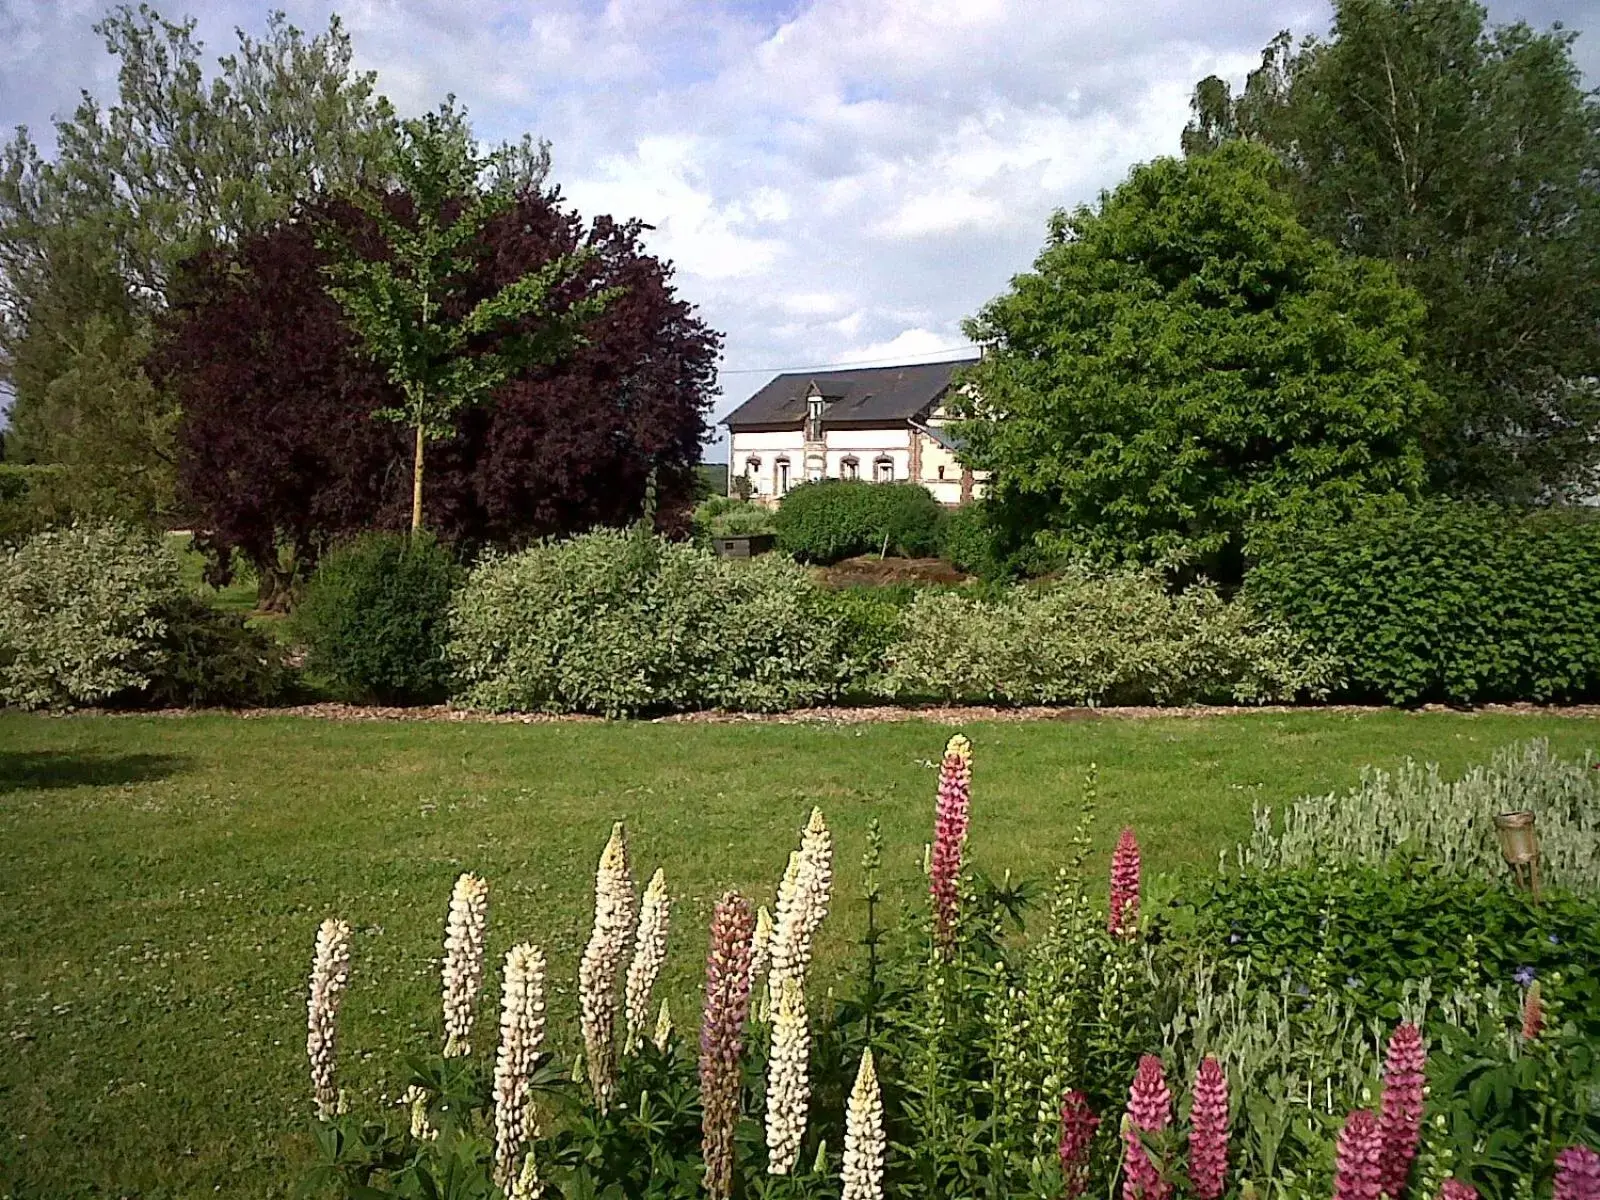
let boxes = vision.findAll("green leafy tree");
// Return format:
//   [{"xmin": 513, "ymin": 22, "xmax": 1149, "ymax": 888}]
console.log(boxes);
[
  {"xmin": 318, "ymin": 114, "xmax": 614, "ymax": 530},
  {"xmin": 1183, "ymin": 0, "xmax": 1600, "ymax": 500},
  {"xmin": 956, "ymin": 140, "xmax": 1437, "ymax": 579}
]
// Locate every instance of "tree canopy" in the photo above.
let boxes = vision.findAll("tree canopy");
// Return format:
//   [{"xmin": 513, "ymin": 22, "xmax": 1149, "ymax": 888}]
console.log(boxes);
[
  {"xmin": 956, "ymin": 140, "xmax": 1437, "ymax": 579},
  {"xmin": 152, "ymin": 188, "xmax": 720, "ymax": 605},
  {"xmin": 1183, "ymin": 0, "xmax": 1600, "ymax": 501}
]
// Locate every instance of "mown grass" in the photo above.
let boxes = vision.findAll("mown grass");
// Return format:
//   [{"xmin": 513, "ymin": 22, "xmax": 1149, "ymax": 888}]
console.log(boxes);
[{"xmin": 3, "ymin": 708, "xmax": 1599, "ymax": 1197}]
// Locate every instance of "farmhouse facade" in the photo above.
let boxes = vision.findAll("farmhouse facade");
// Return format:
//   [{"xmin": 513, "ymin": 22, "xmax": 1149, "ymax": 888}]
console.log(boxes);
[{"xmin": 721, "ymin": 357, "xmax": 984, "ymax": 506}]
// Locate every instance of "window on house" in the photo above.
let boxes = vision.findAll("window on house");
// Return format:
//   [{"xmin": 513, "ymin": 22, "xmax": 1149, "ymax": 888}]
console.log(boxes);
[
  {"xmin": 745, "ymin": 457, "xmax": 762, "ymax": 492},
  {"xmin": 806, "ymin": 396, "xmax": 825, "ymax": 441},
  {"xmin": 937, "ymin": 465, "xmax": 947, "ymax": 481},
  {"xmin": 841, "ymin": 457, "xmax": 859, "ymax": 481},
  {"xmin": 776, "ymin": 458, "xmax": 791, "ymax": 495},
  {"xmin": 874, "ymin": 457, "xmax": 894, "ymax": 483}
]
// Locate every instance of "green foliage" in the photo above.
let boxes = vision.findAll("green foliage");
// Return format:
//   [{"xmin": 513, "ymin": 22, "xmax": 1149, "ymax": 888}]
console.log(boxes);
[
  {"xmin": 0, "ymin": 463, "xmax": 73, "ymax": 542},
  {"xmin": 691, "ymin": 496, "xmax": 775, "ymax": 541},
  {"xmin": 318, "ymin": 112, "xmax": 614, "ymax": 529},
  {"xmin": 142, "ymin": 595, "xmax": 290, "ymax": 710},
  {"xmin": 774, "ymin": 480, "xmax": 945, "ymax": 564},
  {"xmin": 292, "ymin": 532, "xmax": 461, "ymax": 705},
  {"xmin": 0, "ymin": 521, "xmax": 183, "ymax": 709},
  {"xmin": 811, "ymin": 586, "xmax": 907, "ymax": 694},
  {"xmin": 1185, "ymin": 1, "xmax": 1600, "ymax": 500},
  {"xmin": 884, "ymin": 566, "xmax": 1335, "ymax": 705},
  {"xmin": 936, "ymin": 502, "xmax": 1004, "ymax": 577},
  {"xmin": 1246, "ymin": 501, "xmax": 1600, "ymax": 704},
  {"xmin": 448, "ymin": 529, "xmax": 853, "ymax": 716},
  {"xmin": 957, "ymin": 139, "xmax": 1435, "ymax": 578}
]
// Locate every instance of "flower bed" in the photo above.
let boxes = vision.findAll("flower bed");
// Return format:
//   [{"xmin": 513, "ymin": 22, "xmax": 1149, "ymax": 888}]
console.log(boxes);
[{"xmin": 293, "ymin": 734, "xmax": 1600, "ymax": 1199}]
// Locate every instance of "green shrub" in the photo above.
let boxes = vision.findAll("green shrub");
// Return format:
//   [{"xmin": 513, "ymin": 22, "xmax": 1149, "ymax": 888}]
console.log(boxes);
[
  {"xmin": 691, "ymin": 496, "xmax": 774, "ymax": 541},
  {"xmin": 448, "ymin": 529, "xmax": 851, "ymax": 716},
  {"xmin": 1246, "ymin": 501, "xmax": 1600, "ymax": 704},
  {"xmin": 937, "ymin": 501, "xmax": 1004, "ymax": 577},
  {"xmin": 883, "ymin": 566, "xmax": 1335, "ymax": 704},
  {"xmin": 0, "ymin": 521, "xmax": 185, "ymax": 709},
  {"xmin": 292, "ymin": 533, "xmax": 462, "ymax": 704},
  {"xmin": 0, "ymin": 464, "xmax": 74, "ymax": 544},
  {"xmin": 143, "ymin": 595, "xmax": 291, "ymax": 709},
  {"xmin": 812, "ymin": 586, "xmax": 908, "ymax": 693},
  {"xmin": 774, "ymin": 479, "xmax": 944, "ymax": 563}
]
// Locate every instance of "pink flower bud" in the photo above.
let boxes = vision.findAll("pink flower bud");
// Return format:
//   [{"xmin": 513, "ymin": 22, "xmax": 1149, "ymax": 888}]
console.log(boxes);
[
  {"xmin": 1378, "ymin": 1022, "xmax": 1426, "ymax": 1199},
  {"xmin": 1109, "ymin": 827, "xmax": 1141, "ymax": 938},
  {"xmin": 1333, "ymin": 1110, "xmax": 1385, "ymax": 1200},
  {"xmin": 1059, "ymin": 1089, "xmax": 1100, "ymax": 1200},
  {"xmin": 1188, "ymin": 1056, "xmax": 1229, "ymax": 1200},
  {"xmin": 1554, "ymin": 1145, "xmax": 1600, "ymax": 1200}
]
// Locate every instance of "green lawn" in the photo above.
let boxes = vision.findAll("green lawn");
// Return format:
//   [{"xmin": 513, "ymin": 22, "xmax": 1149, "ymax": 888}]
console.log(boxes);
[{"xmin": 3, "ymin": 708, "xmax": 1599, "ymax": 1197}]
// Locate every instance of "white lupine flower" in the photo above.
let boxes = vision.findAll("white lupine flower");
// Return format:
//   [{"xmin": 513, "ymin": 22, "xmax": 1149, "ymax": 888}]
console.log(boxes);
[
  {"xmin": 400, "ymin": 1085, "xmax": 437, "ymax": 1141},
  {"xmin": 442, "ymin": 873, "xmax": 490, "ymax": 1057},
  {"xmin": 766, "ymin": 850, "xmax": 806, "ymax": 1013},
  {"xmin": 764, "ymin": 974, "xmax": 811, "ymax": 1175},
  {"xmin": 509, "ymin": 1148, "xmax": 543, "ymax": 1200},
  {"xmin": 306, "ymin": 917, "xmax": 351, "ymax": 1120},
  {"xmin": 768, "ymin": 809, "xmax": 833, "ymax": 1012},
  {"xmin": 750, "ymin": 904, "xmax": 774, "ymax": 982},
  {"xmin": 799, "ymin": 807, "xmax": 833, "ymax": 943},
  {"xmin": 624, "ymin": 868, "xmax": 671, "ymax": 1052},
  {"xmin": 842, "ymin": 1049, "xmax": 885, "ymax": 1200},
  {"xmin": 652, "ymin": 997, "xmax": 673, "ymax": 1053},
  {"xmin": 493, "ymin": 943, "xmax": 548, "ymax": 1191},
  {"xmin": 578, "ymin": 822, "xmax": 635, "ymax": 1110}
]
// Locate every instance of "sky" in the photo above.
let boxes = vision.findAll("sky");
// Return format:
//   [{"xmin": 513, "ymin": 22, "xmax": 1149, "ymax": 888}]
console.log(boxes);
[{"xmin": 2, "ymin": 0, "xmax": 1596, "ymax": 457}]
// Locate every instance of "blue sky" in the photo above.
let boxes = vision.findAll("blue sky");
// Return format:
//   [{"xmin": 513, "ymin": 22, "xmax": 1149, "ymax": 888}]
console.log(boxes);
[{"xmin": 3, "ymin": 0, "xmax": 1596, "ymax": 457}]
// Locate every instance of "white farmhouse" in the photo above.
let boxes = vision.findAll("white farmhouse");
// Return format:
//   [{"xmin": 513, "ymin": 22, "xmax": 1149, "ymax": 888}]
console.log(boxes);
[{"xmin": 721, "ymin": 357, "xmax": 985, "ymax": 506}]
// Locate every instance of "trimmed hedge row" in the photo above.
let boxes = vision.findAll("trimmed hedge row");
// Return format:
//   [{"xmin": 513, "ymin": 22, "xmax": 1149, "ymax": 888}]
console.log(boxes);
[
  {"xmin": 774, "ymin": 479, "xmax": 945, "ymax": 563},
  {"xmin": 1246, "ymin": 502, "xmax": 1600, "ymax": 704}
]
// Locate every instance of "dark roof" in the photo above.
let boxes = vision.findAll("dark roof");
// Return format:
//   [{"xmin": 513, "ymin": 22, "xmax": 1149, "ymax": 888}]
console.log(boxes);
[{"xmin": 721, "ymin": 356, "xmax": 979, "ymax": 430}]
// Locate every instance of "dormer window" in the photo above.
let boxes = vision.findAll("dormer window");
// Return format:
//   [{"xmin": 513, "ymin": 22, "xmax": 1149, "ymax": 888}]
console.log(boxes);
[{"xmin": 805, "ymin": 394, "xmax": 826, "ymax": 442}]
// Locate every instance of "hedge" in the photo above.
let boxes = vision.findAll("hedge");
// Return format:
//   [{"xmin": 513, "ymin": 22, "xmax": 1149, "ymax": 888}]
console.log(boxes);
[
  {"xmin": 774, "ymin": 479, "xmax": 944, "ymax": 563},
  {"xmin": 1245, "ymin": 502, "xmax": 1600, "ymax": 704}
]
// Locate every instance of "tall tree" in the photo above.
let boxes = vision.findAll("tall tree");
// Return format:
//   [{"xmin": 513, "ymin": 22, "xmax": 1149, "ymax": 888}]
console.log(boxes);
[
  {"xmin": 317, "ymin": 114, "xmax": 611, "ymax": 531},
  {"xmin": 955, "ymin": 141, "xmax": 1436, "ymax": 580},
  {"xmin": 153, "ymin": 190, "xmax": 718, "ymax": 604},
  {"xmin": 1183, "ymin": 1, "xmax": 1600, "ymax": 500}
]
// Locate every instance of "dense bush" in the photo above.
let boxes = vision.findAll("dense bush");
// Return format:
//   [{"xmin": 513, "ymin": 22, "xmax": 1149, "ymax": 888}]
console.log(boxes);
[
  {"xmin": 775, "ymin": 479, "xmax": 944, "ymax": 564},
  {"xmin": 0, "ymin": 522, "xmax": 184, "ymax": 709},
  {"xmin": 691, "ymin": 495, "xmax": 774, "ymax": 541},
  {"xmin": 292, "ymin": 533, "xmax": 461, "ymax": 704},
  {"xmin": 884, "ymin": 566, "xmax": 1335, "ymax": 704},
  {"xmin": 1247, "ymin": 502, "xmax": 1600, "ymax": 704},
  {"xmin": 936, "ymin": 501, "xmax": 1004, "ymax": 577},
  {"xmin": 0, "ymin": 464, "xmax": 74, "ymax": 543},
  {"xmin": 143, "ymin": 595, "xmax": 291, "ymax": 709},
  {"xmin": 448, "ymin": 529, "xmax": 852, "ymax": 716}
]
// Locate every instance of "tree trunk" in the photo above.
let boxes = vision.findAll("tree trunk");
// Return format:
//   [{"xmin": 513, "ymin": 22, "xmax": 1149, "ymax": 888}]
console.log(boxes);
[{"xmin": 411, "ymin": 424, "xmax": 425, "ymax": 531}]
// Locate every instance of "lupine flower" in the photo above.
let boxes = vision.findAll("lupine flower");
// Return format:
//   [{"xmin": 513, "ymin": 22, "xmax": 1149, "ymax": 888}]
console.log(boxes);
[
  {"xmin": 1437, "ymin": 1181, "xmax": 1480, "ymax": 1200},
  {"xmin": 1522, "ymin": 981, "xmax": 1544, "ymax": 1041},
  {"xmin": 306, "ymin": 917, "xmax": 351, "ymax": 1120},
  {"xmin": 799, "ymin": 807, "xmax": 833, "ymax": 944},
  {"xmin": 652, "ymin": 997, "xmax": 673, "ymax": 1053},
  {"xmin": 930, "ymin": 733, "xmax": 973, "ymax": 946},
  {"xmin": 442, "ymin": 873, "xmax": 490, "ymax": 1057},
  {"xmin": 1058, "ymin": 1089, "xmax": 1101, "ymax": 1200},
  {"xmin": 1555, "ymin": 1146, "xmax": 1600, "ymax": 1200},
  {"xmin": 578, "ymin": 822, "xmax": 635, "ymax": 1111},
  {"xmin": 1124, "ymin": 1055, "xmax": 1172, "ymax": 1200},
  {"xmin": 751, "ymin": 904, "xmax": 774, "ymax": 982},
  {"xmin": 1189, "ymin": 1056, "xmax": 1229, "ymax": 1200},
  {"xmin": 493, "ymin": 943, "xmax": 548, "ymax": 1192},
  {"xmin": 402, "ymin": 1085, "xmax": 436, "ymax": 1142},
  {"xmin": 768, "ymin": 810, "xmax": 834, "ymax": 1009},
  {"xmin": 624, "ymin": 868, "xmax": 671, "ymax": 1052},
  {"xmin": 509, "ymin": 1150, "xmax": 542, "ymax": 1200},
  {"xmin": 842, "ymin": 1049, "xmax": 885, "ymax": 1200},
  {"xmin": 1378, "ymin": 1022, "xmax": 1426, "ymax": 1199},
  {"xmin": 1333, "ymin": 1110, "xmax": 1385, "ymax": 1200},
  {"xmin": 1109, "ymin": 827, "xmax": 1142, "ymax": 938},
  {"xmin": 765, "ymin": 973, "xmax": 812, "ymax": 1175},
  {"xmin": 700, "ymin": 891, "xmax": 757, "ymax": 1200}
]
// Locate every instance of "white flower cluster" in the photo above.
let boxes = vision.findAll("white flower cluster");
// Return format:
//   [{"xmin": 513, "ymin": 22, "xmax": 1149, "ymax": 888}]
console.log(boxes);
[
  {"xmin": 750, "ymin": 904, "xmax": 774, "ymax": 983},
  {"xmin": 764, "ymin": 974, "xmax": 811, "ymax": 1175},
  {"xmin": 652, "ymin": 997, "xmax": 673, "ymax": 1053},
  {"xmin": 306, "ymin": 917, "xmax": 351, "ymax": 1120},
  {"xmin": 842, "ymin": 1049, "xmax": 885, "ymax": 1200},
  {"xmin": 442, "ymin": 873, "xmax": 490, "ymax": 1057},
  {"xmin": 578, "ymin": 822, "xmax": 635, "ymax": 1110},
  {"xmin": 493, "ymin": 943, "xmax": 548, "ymax": 1191},
  {"xmin": 401, "ymin": 1085, "xmax": 436, "ymax": 1142},
  {"xmin": 624, "ymin": 867, "xmax": 671, "ymax": 1052},
  {"xmin": 767, "ymin": 808, "xmax": 833, "ymax": 1011}
]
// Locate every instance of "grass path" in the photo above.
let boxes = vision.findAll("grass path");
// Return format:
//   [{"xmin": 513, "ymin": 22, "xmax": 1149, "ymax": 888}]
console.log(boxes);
[{"xmin": 3, "ymin": 708, "xmax": 1598, "ymax": 1197}]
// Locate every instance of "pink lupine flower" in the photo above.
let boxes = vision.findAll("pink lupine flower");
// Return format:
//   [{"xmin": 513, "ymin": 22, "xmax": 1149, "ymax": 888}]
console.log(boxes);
[
  {"xmin": 1124, "ymin": 1055, "xmax": 1173, "ymax": 1200},
  {"xmin": 1058, "ymin": 1089, "xmax": 1100, "ymax": 1200},
  {"xmin": 1378, "ymin": 1022, "xmax": 1426, "ymax": 1199},
  {"xmin": 1333, "ymin": 1109, "xmax": 1385, "ymax": 1200},
  {"xmin": 929, "ymin": 734, "xmax": 972, "ymax": 947},
  {"xmin": 1437, "ymin": 1181, "xmax": 1480, "ymax": 1200},
  {"xmin": 1109, "ymin": 827, "xmax": 1141, "ymax": 938},
  {"xmin": 1555, "ymin": 1146, "xmax": 1600, "ymax": 1200},
  {"xmin": 1188, "ymin": 1056, "xmax": 1229, "ymax": 1200},
  {"xmin": 699, "ymin": 891, "xmax": 757, "ymax": 1200},
  {"xmin": 1522, "ymin": 981, "xmax": 1544, "ymax": 1041}
]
